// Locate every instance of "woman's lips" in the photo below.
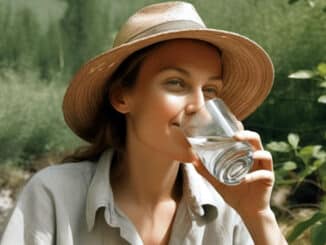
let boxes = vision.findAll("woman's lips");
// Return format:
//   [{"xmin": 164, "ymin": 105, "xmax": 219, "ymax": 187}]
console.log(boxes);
[{"xmin": 172, "ymin": 122, "xmax": 180, "ymax": 127}]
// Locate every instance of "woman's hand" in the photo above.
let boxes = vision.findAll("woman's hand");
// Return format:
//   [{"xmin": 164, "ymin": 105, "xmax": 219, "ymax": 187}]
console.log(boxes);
[
  {"xmin": 192, "ymin": 130, "xmax": 274, "ymax": 217},
  {"xmin": 192, "ymin": 130, "xmax": 288, "ymax": 244}
]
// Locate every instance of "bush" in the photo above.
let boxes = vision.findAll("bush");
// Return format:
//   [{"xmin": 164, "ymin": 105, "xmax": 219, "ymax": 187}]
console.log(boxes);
[
  {"xmin": 267, "ymin": 62, "xmax": 326, "ymax": 244},
  {"xmin": 0, "ymin": 69, "xmax": 81, "ymax": 166},
  {"xmin": 267, "ymin": 133, "xmax": 326, "ymax": 244}
]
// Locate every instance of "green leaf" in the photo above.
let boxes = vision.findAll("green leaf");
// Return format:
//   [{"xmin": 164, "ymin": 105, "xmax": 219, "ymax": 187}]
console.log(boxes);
[
  {"xmin": 301, "ymin": 146, "xmax": 324, "ymax": 164},
  {"xmin": 318, "ymin": 95, "xmax": 326, "ymax": 104},
  {"xmin": 317, "ymin": 63, "xmax": 326, "ymax": 77},
  {"xmin": 298, "ymin": 166, "xmax": 315, "ymax": 179},
  {"xmin": 312, "ymin": 159, "xmax": 325, "ymax": 169},
  {"xmin": 312, "ymin": 145, "xmax": 322, "ymax": 157},
  {"xmin": 282, "ymin": 161, "xmax": 297, "ymax": 171},
  {"xmin": 307, "ymin": 0, "xmax": 315, "ymax": 8},
  {"xmin": 313, "ymin": 148, "xmax": 326, "ymax": 160},
  {"xmin": 299, "ymin": 159, "xmax": 325, "ymax": 178},
  {"xmin": 299, "ymin": 146, "xmax": 315, "ymax": 164},
  {"xmin": 288, "ymin": 133, "xmax": 300, "ymax": 149},
  {"xmin": 266, "ymin": 141, "xmax": 291, "ymax": 152},
  {"xmin": 287, "ymin": 212, "xmax": 326, "ymax": 242},
  {"xmin": 316, "ymin": 153, "xmax": 326, "ymax": 162},
  {"xmin": 311, "ymin": 221, "xmax": 326, "ymax": 245},
  {"xmin": 288, "ymin": 70, "xmax": 315, "ymax": 79},
  {"xmin": 299, "ymin": 145, "xmax": 321, "ymax": 158},
  {"xmin": 320, "ymin": 82, "xmax": 326, "ymax": 88},
  {"xmin": 288, "ymin": 0, "xmax": 300, "ymax": 4}
]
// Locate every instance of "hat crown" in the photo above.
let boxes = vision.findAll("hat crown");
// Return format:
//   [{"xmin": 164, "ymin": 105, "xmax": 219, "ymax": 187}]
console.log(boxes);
[{"xmin": 113, "ymin": 1, "xmax": 206, "ymax": 47}]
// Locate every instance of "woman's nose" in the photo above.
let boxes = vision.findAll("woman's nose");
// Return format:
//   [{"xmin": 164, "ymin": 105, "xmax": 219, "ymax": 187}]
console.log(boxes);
[{"xmin": 185, "ymin": 90, "xmax": 206, "ymax": 114}]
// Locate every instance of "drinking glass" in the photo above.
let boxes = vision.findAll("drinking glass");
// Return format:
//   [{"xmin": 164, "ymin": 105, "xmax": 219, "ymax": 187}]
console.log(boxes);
[{"xmin": 181, "ymin": 98, "xmax": 253, "ymax": 185}]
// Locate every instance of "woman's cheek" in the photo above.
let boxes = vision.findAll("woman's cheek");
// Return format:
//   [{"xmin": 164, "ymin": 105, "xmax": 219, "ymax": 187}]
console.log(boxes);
[{"xmin": 164, "ymin": 94, "xmax": 186, "ymax": 111}]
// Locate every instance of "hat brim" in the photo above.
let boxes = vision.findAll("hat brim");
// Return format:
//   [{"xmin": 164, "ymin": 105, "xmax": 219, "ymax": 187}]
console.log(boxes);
[{"xmin": 63, "ymin": 28, "xmax": 274, "ymax": 142}]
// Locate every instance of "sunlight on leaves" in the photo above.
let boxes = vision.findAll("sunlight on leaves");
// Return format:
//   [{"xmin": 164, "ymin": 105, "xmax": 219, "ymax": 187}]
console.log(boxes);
[
  {"xmin": 288, "ymin": 133, "xmax": 300, "ymax": 149},
  {"xmin": 288, "ymin": 70, "xmax": 315, "ymax": 79},
  {"xmin": 318, "ymin": 95, "xmax": 326, "ymax": 104},
  {"xmin": 317, "ymin": 63, "xmax": 326, "ymax": 77},
  {"xmin": 266, "ymin": 141, "xmax": 291, "ymax": 152},
  {"xmin": 282, "ymin": 161, "xmax": 297, "ymax": 171}
]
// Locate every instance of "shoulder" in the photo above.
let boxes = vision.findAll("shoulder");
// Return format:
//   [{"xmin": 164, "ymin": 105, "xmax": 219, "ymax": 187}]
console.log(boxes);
[
  {"xmin": 17, "ymin": 161, "xmax": 97, "ymax": 208},
  {"xmin": 1, "ymin": 161, "xmax": 97, "ymax": 244},
  {"xmin": 27, "ymin": 161, "xmax": 96, "ymax": 190},
  {"xmin": 16, "ymin": 161, "xmax": 97, "ymax": 227}
]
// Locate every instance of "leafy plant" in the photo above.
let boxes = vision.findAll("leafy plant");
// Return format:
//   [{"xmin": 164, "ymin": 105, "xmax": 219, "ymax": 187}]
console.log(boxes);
[
  {"xmin": 0, "ymin": 69, "xmax": 81, "ymax": 166},
  {"xmin": 267, "ymin": 133, "xmax": 326, "ymax": 186},
  {"xmin": 289, "ymin": 62, "xmax": 326, "ymax": 104},
  {"xmin": 267, "ymin": 134, "xmax": 326, "ymax": 244},
  {"xmin": 287, "ymin": 211, "xmax": 326, "ymax": 245},
  {"xmin": 267, "ymin": 62, "xmax": 326, "ymax": 244}
]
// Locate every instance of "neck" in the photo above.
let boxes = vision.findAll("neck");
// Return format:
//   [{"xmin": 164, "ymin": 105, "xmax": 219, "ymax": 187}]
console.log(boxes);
[{"xmin": 111, "ymin": 141, "xmax": 182, "ymax": 209}]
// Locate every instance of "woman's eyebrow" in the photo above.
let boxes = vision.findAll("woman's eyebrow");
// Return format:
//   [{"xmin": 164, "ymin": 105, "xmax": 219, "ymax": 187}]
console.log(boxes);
[
  {"xmin": 159, "ymin": 66, "xmax": 190, "ymax": 76},
  {"xmin": 159, "ymin": 66, "xmax": 222, "ymax": 80},
  {"xmin": 208, "ymin": 75, "xmax": 222, "ymax": 81}
]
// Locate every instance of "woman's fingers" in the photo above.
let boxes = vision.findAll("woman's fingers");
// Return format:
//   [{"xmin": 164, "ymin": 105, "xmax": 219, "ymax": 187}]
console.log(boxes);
[
  {"xmin": 243, "ymin": 170, "xmax": 274, "ymax": 186},
  {"xmin": 234, "ymin": 130, "xmax": 263, "ymax": 151},
  {"xmin": 252, "ymin": 150, "xmax": 274, "ymax": 172}
]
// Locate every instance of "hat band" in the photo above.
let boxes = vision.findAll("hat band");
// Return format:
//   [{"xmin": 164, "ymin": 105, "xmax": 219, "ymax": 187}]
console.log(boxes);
[{"xmin": 125, "ymin": 20, "xmax": 205, "ymax": 44}]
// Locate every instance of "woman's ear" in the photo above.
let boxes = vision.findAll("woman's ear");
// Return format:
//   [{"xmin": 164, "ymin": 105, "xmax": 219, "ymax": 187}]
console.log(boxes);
[{"xmin": 109, "ymin": 85, "xmax": 130, "ymax": 114}]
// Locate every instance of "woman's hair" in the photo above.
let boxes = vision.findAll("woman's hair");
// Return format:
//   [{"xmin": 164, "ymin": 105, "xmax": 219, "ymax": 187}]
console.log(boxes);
[
  {"xmin": 63, "ymin": 39, "xmax": 222, "ymax": 163},
  {"xmin": 62, "ymin": 45, "xmax": 154, "ymax": 163}
]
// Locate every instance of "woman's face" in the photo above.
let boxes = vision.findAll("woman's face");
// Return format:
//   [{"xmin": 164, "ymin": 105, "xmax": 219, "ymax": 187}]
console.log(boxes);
[{"xmin": 122, "ymin": 39, "xmax": 223, "ymax": 162}]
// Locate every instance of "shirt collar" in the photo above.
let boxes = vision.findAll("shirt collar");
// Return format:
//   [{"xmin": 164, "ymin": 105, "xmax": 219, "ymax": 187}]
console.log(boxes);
[
  {"xmin": 86, "ymin": 149, "xmax": 114, "ymax": 231},
  {"xmin": 181, "ymin": 163, "xmax": 223, "ymax": 224},
  {"xmin": 86, "ymin": 149, "xmax": 222, "ymax": 231}
]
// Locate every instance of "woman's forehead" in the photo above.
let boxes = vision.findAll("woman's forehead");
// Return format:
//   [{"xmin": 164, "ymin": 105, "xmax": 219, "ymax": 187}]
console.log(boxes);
[
  {"xmin": 147, "ymin": 39, "xmax": 221, "ymax": 58},
  {"xmin": 139, "ymin": 39, "xmax": 222, "ymax": 75}
]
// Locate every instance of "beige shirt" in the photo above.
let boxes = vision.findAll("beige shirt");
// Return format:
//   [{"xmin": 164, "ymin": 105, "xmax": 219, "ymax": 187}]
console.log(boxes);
[{"xmin": 1, "ymin": 149, "xmax": 253, "ymax": 244}]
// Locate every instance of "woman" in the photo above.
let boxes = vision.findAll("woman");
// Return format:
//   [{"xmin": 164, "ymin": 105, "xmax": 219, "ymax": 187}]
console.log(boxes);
[{"xmin": 1, "ymin": 2, "xmax": 287, "ymax": 244}]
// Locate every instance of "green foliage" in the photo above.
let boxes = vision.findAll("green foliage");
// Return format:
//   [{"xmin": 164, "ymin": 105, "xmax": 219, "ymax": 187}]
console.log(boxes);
[
  {"xmin": 268, "ymin": 134, "xmax": 326, "ymax": 244},
  {"xmin": 289, "ymin": 62, "xmax": 326, "ymax": 104},
  {"xmin": 268, "ymin": 61, "xmax": 326, "ymax": 244},
  {"xmin": 0, "ymin": 0, "xmax": 325, "ymax": 144},
  {"xmin": 267, "ymin": 133, "xmax": 326, "ymax": 185},
  {"xmin": 0, "ymin": 69, "xmax": 81, "ymax": 166},
  {"xmin": 287, "ymin": 211, "xmax": 326, "ymax": 244},
  {"xmin": 288, "ymin": 0, "xmax": 317, "ymax": 7}
]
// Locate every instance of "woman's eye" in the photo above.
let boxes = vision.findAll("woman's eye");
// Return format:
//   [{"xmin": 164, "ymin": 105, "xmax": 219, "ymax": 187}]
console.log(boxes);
[
  {"xmin": 203, "ymin": 86, "xmax": 219, "ymax": 99},
  {"xmin": 164, "ymin": 79, "xmax": 186, "ymax": 91}
]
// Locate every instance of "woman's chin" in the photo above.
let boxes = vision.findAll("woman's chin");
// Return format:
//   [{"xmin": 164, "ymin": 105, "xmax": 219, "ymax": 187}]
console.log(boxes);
[{"xmin": 174, "ymin": 149, "xmax": 197, "ymax": 163}]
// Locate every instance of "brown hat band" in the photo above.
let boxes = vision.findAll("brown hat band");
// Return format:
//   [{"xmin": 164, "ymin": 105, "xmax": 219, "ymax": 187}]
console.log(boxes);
[{"xmin": 121, "ymin": 20, "xmax": 205, "ymax": 45}]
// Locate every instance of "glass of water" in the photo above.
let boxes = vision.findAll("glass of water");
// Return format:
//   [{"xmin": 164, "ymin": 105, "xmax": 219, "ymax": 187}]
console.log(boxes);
[{"xmin": 181, "ymin": 98, "xmax": 253, "ymax": 185}]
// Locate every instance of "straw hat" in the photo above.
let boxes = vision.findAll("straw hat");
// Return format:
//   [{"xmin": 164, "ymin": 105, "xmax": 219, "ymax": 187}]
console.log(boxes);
[{"xmin": 63, "ymin": 1, "xmax": 274, "ymax": 142}]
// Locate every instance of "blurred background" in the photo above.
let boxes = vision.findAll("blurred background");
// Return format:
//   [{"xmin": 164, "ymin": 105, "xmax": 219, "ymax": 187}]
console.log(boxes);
[{"xmin": 0, "ymin": 0, "xmax": 325, "ymax": 243}]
